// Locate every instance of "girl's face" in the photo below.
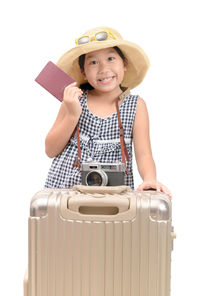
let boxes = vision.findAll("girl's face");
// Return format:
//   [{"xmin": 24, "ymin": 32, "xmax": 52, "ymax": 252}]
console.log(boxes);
[{"xmin": 83, "ymin": 47, "xmax": 127, "ymax": 94}]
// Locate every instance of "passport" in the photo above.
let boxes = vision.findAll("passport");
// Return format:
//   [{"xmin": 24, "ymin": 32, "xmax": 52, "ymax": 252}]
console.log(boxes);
[{"xmin": 35, "ymin": 61, "xmax": 75, "ymax": 102}]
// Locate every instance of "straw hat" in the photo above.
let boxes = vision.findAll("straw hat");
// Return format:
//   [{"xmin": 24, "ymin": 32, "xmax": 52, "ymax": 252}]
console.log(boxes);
[{"xmin": 56, "ymin": 26, "xmax": 150, "ymax": 89}]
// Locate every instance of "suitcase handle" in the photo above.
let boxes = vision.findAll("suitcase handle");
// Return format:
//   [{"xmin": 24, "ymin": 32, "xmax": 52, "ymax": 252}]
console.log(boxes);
[
  {"xmin": 68, "ymin": 195, "xmax": 130, "ymax": 214},
  {"xmin": 72, "ymin": 185, "xmax": 131, "ymax": 195}
]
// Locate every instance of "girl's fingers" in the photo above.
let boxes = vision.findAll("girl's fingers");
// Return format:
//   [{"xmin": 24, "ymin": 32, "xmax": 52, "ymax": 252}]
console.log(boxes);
[
  {"xmin": 137, "ymin": 182, "xmax": 154, "ymax": 191},
  {"xmin": 159, "ymin": 184, "xmax": 172, "ymax": 199},
  {"xmin": 136, "ymin": 184, "xmax": 144, "ymax": 191},
  {"xmin": 64, "ymin": 82, "xmax": 76, "ymax": 93},
  {"xmin": 137, "ymin": 182, "xmax": 172, "ymax": 199},
  {"xmin": 156, "ymin": 182, "xmax": 161, "ymax": 192},
  {"xmin": 64, "ymin": 83, "xmax": 82, "ymax": 96},
  {"xmin": 66, "ymin": 82, "xmax": 76, "ymax": 88},
  {"xmin": 158, "ymin": 183, "xmax": 172, "ymax": 199},
  {"xmin": 65, "ymin": 88, "xmax": 83, "ymax": 100},
  {"xmin": 72, "ymin": 90, "xmax": 83, "ymax": 99}
]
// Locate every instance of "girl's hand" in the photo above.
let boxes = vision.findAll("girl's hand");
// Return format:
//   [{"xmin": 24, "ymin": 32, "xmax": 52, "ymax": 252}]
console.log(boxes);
[
  {"xmin": 63, "ymin": 82, "xmax": 83, "ymax": 117},
  {"xmin": 136, "ymin": 180, "xmax": 172, "ymax": 199}
]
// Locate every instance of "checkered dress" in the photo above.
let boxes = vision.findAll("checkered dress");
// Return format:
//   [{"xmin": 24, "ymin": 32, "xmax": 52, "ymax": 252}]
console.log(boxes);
[{"xmin": 44, "ymin": 91, "xmax": 139, "ymax": 189}]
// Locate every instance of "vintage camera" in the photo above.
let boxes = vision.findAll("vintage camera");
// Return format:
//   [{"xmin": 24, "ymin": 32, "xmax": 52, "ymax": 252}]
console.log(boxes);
[{"xmin": 81, "ymin": 161, "xmax": 125, "ymax": 186}]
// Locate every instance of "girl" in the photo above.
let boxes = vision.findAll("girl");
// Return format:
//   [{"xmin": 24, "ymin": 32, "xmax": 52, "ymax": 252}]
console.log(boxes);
[{"xmin": 44, "ymin": 26, "xmax": 172, "ymax": 198}]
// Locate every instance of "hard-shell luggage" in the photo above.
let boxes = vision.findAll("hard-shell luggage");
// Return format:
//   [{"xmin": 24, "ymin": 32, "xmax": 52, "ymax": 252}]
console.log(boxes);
[{"xmin": 24, "ymin": 185, "xmax": 175, "ymax": 296}]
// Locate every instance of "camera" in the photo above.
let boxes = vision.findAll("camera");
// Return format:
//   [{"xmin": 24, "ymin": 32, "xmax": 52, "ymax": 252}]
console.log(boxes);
[{"xmin": 81, "ymin": 161, "xmax": 125, "ymax": 186}]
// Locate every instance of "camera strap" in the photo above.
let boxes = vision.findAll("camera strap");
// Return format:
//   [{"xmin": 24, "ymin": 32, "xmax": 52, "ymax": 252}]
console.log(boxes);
[
  {"xmin": 72, "ymin": 125, "xmax": 82, "ymax": 171},
  {"xmin": 73, "ymin": 97, "xmax": 130, "ymax": 175},
  {"xmin": 115, "ymin": 99, "xmax": 130, "ymax": 175}
]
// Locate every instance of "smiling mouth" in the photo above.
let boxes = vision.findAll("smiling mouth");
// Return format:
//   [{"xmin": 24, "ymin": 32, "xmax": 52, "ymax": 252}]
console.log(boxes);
[{"xmin": 98, "ymin": 76, "xmax": 115, "ymax": 82}]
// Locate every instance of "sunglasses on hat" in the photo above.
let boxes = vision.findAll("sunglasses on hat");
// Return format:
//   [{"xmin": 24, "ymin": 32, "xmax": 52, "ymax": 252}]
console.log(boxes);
[{"xmin": 75, "ymin": 30, "xmax": 116, "ymax": 45}]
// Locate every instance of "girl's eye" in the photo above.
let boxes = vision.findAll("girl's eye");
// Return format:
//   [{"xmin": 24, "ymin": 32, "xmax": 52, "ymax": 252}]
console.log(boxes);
[
  {"xmin": 108, "ymin": 57, "xmax": 115, "ymax": 61},
  {"xmin": 90, "ymin": 60, "xmax": 98, "ymax": 65}
]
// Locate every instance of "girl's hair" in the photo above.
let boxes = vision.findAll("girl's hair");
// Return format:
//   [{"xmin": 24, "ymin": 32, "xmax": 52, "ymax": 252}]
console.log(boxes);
[{"xmin": 78, "ymin": 46, "xmax": 127, "ymax": 90}]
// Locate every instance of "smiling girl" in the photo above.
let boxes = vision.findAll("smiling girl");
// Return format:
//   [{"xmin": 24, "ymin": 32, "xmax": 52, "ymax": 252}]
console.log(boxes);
[{"xmin": 44, "ymin": 26, "xmax": 172, "ymax": 198}]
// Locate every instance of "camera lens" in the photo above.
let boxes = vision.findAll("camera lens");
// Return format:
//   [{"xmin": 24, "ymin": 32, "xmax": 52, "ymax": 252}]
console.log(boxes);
[{"xmin": 86, "ymin": 170, "xmax": 108, "ymax": 186}]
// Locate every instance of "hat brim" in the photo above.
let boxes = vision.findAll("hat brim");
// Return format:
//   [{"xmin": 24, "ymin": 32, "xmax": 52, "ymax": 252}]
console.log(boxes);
[{"xmin": 56, "ymin": 39, "xmax": 150, "ymax": 89}]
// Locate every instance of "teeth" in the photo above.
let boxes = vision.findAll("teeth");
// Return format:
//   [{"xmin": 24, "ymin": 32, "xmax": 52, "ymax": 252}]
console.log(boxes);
[{"xmin": 100, "ymin": 77, "xmax": 113, "ymax": 82}]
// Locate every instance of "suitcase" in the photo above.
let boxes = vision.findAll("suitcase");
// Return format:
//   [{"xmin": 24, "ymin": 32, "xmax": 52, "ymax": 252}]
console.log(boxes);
[{"xmin": 24, "ymin": 185, "xmax": 176, "ymax": 296}]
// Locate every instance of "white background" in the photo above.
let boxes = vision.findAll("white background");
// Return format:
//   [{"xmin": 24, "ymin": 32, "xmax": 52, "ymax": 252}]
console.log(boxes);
[{"xmin": 0, "ymin": 0, "xmax": 200, "ymax": 295}]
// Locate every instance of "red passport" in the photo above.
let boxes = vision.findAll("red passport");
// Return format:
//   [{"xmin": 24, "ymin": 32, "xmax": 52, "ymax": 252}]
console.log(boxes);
[{"xmin": 35, "ymin": 61, "xmax": 75, "ymax": 102}]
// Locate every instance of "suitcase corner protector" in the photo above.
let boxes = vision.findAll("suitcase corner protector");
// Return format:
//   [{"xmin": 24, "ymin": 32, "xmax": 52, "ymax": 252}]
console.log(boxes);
[
  {"xmin": 30, "ymin": 192, "xmax": 49, "ymax": 217},
  {"xmin": 150, "ymin": 195, "xmax": 172, "ymax": 221}
]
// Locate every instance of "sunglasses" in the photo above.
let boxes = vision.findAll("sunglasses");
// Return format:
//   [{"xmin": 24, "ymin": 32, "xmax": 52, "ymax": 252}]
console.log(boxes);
[{"xmin": 75, "ymin": 30, "xmax": 116, "ymax": 45}]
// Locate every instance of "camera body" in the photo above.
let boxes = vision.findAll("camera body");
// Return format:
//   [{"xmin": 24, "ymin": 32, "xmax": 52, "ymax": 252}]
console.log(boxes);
[{"xmin": 81, "ymin": 161, "xmax": 125, "ymax": 186}]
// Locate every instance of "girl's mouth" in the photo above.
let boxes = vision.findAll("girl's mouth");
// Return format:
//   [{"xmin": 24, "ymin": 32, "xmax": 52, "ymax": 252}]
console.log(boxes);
[{"xmin": 98, "ymin": 76, "xmax": 115, "ymax": 84}]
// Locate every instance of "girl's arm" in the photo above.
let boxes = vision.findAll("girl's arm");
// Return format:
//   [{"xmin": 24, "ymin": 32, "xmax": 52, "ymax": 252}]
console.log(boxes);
[
  {"xmin": 133, "ymin": 97, "xmax": 156, "ymax": 181},
  {"xmin": 45, "ymin": 83, "xmax": 83, "ymax": 158},
  {"xmin": 133, "ymin": 97, "xmax": 172, "ymax": 198}
]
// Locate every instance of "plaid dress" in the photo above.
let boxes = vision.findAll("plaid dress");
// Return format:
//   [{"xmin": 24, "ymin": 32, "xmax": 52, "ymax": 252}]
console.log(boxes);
[{"xmin": 44, "ymin": 91, "xmax": 138, "ymax": 189}]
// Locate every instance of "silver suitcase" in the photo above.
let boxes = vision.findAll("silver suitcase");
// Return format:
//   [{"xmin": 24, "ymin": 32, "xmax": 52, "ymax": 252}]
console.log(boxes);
[{"xmin": 24, "ymin": 185, "xmax": 175, "ymax": 296}]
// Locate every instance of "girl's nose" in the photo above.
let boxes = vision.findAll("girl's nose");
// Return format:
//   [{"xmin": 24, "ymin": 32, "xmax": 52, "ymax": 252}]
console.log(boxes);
[{"xmin": 98, "ymin": 61, "xmax": 109, "ymax": 73}]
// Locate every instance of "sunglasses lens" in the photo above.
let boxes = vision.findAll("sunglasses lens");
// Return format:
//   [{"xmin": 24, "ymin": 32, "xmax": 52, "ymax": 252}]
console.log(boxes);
[
  {"xmin": 96, "ymin": 32, "xmax": 108, "ymax": 41},
  {"xmin": 78, "ymin": 36, "xmax": 90, "ymax": 45}
]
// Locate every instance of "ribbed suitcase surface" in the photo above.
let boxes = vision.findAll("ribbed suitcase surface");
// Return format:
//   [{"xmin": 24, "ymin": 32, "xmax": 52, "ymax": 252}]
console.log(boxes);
[{"xmin": 24, "ymin": 186, "xmax": 175, "ymax": 296}]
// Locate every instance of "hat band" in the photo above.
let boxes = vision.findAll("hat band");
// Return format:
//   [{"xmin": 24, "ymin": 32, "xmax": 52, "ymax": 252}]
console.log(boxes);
[{"xmin": 75, "ymin": 30, "xmax": 117, "ymax": 46}]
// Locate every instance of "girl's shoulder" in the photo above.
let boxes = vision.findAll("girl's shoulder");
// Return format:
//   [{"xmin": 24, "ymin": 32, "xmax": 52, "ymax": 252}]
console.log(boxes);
[
  {"xmin": 121, "ymin": 95, "xmax": 148, "ymax": 121},
  {"xmin": 133, "ymin": 96, "xmax": 149, "ymax": 129},
  {"xmin": 126, "ymin": 94, "xmax": 146, "ymax": 108},
  {"xmin": 121, "ymin": 92, "xmax": 139, "ymax": 109},
  {"xmin": 135, "ymin": 96, "xmax": 147, "ymax": 110}
]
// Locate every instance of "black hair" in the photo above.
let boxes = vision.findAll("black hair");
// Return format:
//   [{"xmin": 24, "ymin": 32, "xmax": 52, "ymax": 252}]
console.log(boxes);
[{"xmin": 78, "ymin": 46, "xmax": 127, "ymax": 90}]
